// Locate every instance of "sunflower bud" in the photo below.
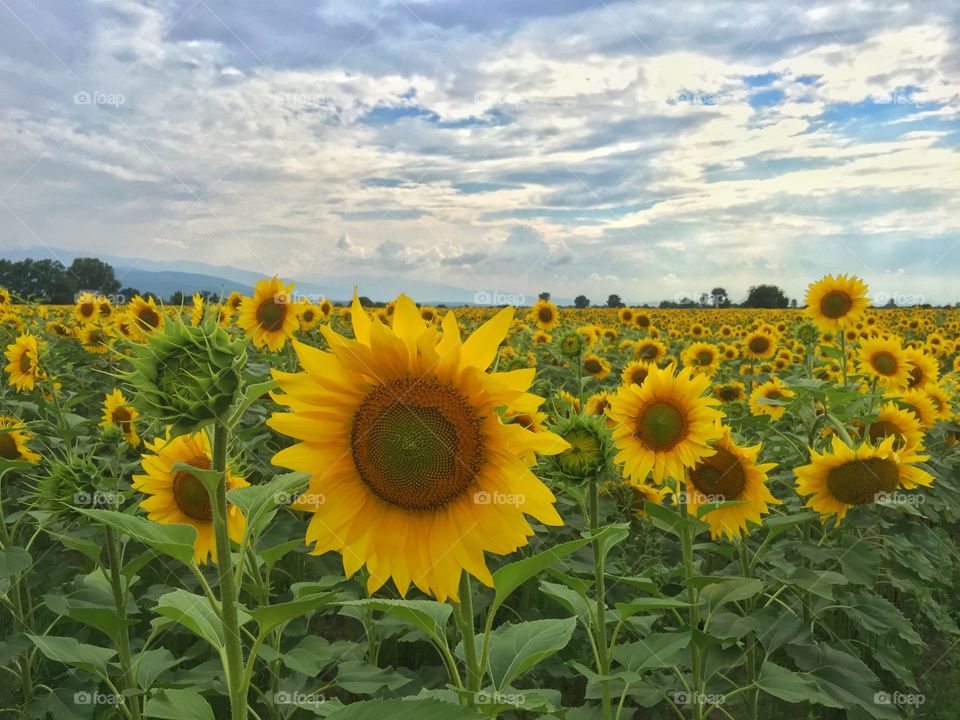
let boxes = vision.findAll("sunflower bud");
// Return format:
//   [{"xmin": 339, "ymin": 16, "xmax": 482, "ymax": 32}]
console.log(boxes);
[
  {"xmin": 125, "ymin": 314, "xmax": 246, "ymax": 433},
  {"xmin": 558, "ymin": 331, "xmax": 584, "ymax": 358},
  {"xmin": 34, "ymin": 456, "xmax": 103, "ymax": 521},
  {"xmin": 550, "ymin": 414, "xmax": 613, "ymax": 480},
  {"xmin": 795, "ymin": 321, "xmax": 820, "ymax": 346}
]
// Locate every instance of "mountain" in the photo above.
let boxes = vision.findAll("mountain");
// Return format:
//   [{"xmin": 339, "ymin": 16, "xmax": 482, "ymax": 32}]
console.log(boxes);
[{"xmin": 0, "ymin": 246, "xmax": 545, "ymax": 304}]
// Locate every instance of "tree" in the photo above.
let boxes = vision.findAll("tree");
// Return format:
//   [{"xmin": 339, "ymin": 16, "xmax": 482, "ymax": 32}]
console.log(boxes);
[
  {"xmin": 606, "ymin": 294, "xmax": 624, "ymax": 308},
  {"xmin": 790, "ymin": 298, "xmax": 798, "ymax": 308},
  {"xmin": 742, "ymin": 284, "xmax": 789, "ymax": 308},
  {"xmin": 574, "ymin": 295, "xmax": 590, "ymax": 309},
  {"xmin": 168, "ymin": 291, "xmax": 187, "ymax": 305},
  {"xmin": 69, "ymin": 257, "xmax": 120, "ymax": 296},
  {"xmin": 0, "ymin": 258, "xmax": 77, "ymax": 303},
  {"xmin": 538, "ymin": 292, "xmax": 551, "ymax": 302},
  {"xmin": 358, "ymin": 296, "xmax": 374, "ymax": 307},
  {"xmin": 119, "ymin": 287, "xmax": 141, "ymax": 302},
  {"xmin": 711, "ymin": 287, "xmax": 729, "ymax": 307}
]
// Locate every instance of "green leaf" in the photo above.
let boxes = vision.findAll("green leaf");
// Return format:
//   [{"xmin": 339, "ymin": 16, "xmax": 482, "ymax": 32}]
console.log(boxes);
[
  {"xmin": 0, "ymin": 546, "xmax": 31, "ymax": 578},
  {"xmin": 539, "ymin": 581, "xmax": 592, "ymax": 624},
  {"xmin": 763, "ymin": 511, "xmax": 818, "ymax": 540},
  {"xmin": 491, "ymin": 528, "xmax": 615, "ymax": 618},
  {"xmin": 226, "ymin": 470, "xmax": 310, "ymax": 517},
  {"xmin": 327, "ymin": 699, "xmax": 483, "ymax": 719},
  {"xmin": 616, "ymin": 597, "xmax": 690, "ymax": 619},
  {"xmin": 28, "ymin": 635, "xmax": 116, "ymax": 676},
  {"xmin": 486, "ymin": 618, "xmax": 576, "ymax": 691},
  {"xmin": 341, "ymin": 599, "xmax": 452, "ymax": 645},
  {"xmin": 136, "ymin": 649, "xmax": 180, "ymax": 690},
  {"xmin": 757, "ymin": 661, "xmax": 839, "ymax": 705},
  {"xmin": 153, "ymin": 589, "xmax": 223, "ymax": 650},
  {"xmin": 700, "ymin": 577, "xmax": 764, "ymax": 613},
  {"xmin": 251, "ymin": 592, "xmax": 337, "ymax": 636},
  {"xmin": 613, "ymin": 632, "xmax": 691, "ymax": 672},
  {"xmin": 145, "ymin": 689, "xmax": 215, "ymax": 720},
  {"xmin": 335, "ymin": 660, "xmax": 413, "ymax": 695},
  {"xmin": 76, "ymin": 508, "xmax": 197, "ymax": 567}
]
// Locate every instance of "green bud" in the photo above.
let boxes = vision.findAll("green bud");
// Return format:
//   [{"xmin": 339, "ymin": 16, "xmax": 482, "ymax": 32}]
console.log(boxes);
[
  {"xmin": 125, "ymin": 313, "xmax": 246, "ymax": 434},
  {"xmin": 550, "ymin": 413, "xmax": 613, "ymax": 479}
]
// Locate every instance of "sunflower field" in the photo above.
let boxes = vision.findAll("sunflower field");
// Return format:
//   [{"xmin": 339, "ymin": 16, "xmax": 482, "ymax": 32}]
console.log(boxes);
[{"xmin": 1, "ymin": 275, "xmax": 959, "ymax": 720}]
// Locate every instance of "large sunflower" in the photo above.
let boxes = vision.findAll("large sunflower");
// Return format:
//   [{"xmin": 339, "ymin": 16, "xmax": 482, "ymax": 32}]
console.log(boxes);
[
  {"xmin": 902, "ymin": 348, "xmax": 939, "ymax": 390},
  {"xmin": 4, "ymin": 333, "xmax": 41, "ymax": 392},
  {"xmin": 742, "ymin": 331, "xmax": 777, "ymax": 360},
  {"xmin": 684, "ymin": 426, "xmax": 778, "ymax": 539},
  {"xmin": 795, "ymin": 435, "xmax": 932, "ymax": 523},
  {"xmin": 0, "ymin": 416, "xmax": 41, "ymax": 464},
  {"xmin": 804, "ymin": 274, "xmax": 870, "ymax": 331},
  {"xmin": 634, "ymin": 338, "xmax": 668, "ymax": 364},
  {"xmin": 267, "ymin": 294, "xmax": 569, "ymax": 602},
  {"xmin": 237, "ymin": 277, "xmax": 299, "ymax": 351},
  {"xmin": 607, "ymin": 364, "xmax": 723, "ymax": 484},
  {"xmin": 101, "ymin": 388, "xmax": 140, "ymax": 446},
  {"xmin": 529, "ymin": 299, "xmax": 560, "ymax": 331},
  {"xmin": 132, "ymin": 430, "xmax": 249, "ymax": 564},
  {"xmin": 74, "ymin": 292, "xmax": 99, "ymax": 325},
  {"xmin": 864, "ymin": 401, "xmax": 925, "ymax": 452},
  {"xmin": 856, "ymin": 336, "xmax": 912, "ymax": 389}
]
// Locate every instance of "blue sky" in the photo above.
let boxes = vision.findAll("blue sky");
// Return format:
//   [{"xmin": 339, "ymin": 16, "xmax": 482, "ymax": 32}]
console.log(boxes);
[{"xmin": 0, "ymin": 0, "xmax": 958, "ymax": 303}]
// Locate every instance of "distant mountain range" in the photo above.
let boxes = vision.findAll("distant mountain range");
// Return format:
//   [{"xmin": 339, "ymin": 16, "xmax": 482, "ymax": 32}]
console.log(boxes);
[{"xmin": 0, "ymin": 246, "xmax": 570, "ymax": 305}]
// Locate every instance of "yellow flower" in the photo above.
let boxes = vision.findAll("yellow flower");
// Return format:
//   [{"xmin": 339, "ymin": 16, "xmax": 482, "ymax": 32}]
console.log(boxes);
[
  {"xmin": 4, "ymin": 333, "xmax": 41, "ymax": 392},
  {"xmin": 749, "ymin": 378, "xmax": 795, "ymax": 421},
  {"xmin": 795, "ymin": 435, "xmax": 932, "ymax": 524},
  {"xmin": 237, "ymin": 277, "xmax": 299, "ymax": 351},
  {"xmin": 856, "ymin": 336, "xmax": 912, "ymax": 389},
  {"xmin": 267, "ymin": 294, "xmax": 569, "ymax": 602},
  {"xmin": 804, "ymin": 274, "xmax": 870, "ymax": 331},
  {"xmin": 608, "ymin": 364, "xmax": 723, "ymax": 484},
  {"xmin": 132, "ymin": 430, "xmax": 249, "ymax": 564},
  {"xmin": 582, "ymin": 353, "xmax": 611, "ymax": 379},
  {"xmin": 0, "ymin": 416, "xmax": 41, "ymax": 464},
  {"xmin": 742, "ymin": 330, "xmax": 777, "ymax": 360},
  {"xmin": 101, "ymin": 389, "xmax": 140, "ymax": 446},
  {"xmin": 684, "ymin": 426, "xmax": 779, "ymax": 539},
  {"xmin": 529, "ymin": 299, "xmax": 560, "ymax": 330},
  {"xmin": 682, "ymin": 342, "xmax": 720, "ymax": 376},
  {"xmin": 129, "ymin": 296, "xmax": 165, "ymax": 335}
]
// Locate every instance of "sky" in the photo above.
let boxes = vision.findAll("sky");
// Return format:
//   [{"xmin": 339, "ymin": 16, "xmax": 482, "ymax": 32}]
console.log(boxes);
[{"xmin": 1, "ymin": 0, "xmax": 959, "ymax": 304}]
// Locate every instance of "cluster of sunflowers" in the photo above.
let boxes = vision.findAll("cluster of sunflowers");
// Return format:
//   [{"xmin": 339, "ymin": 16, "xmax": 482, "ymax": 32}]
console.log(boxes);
[{"xmin": 1, "ymin": 272, "xmax": 957, "ymax": 719}]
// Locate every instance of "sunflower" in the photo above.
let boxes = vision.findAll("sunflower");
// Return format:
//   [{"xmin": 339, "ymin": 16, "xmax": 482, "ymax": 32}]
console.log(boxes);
[
  {"xmin": 795, "ymin": 435, "xmax": 933, "ymax": 523},
  {"xmin": 742, "ymin": 331, "xmax": 777, "ymax": 360},
  {"xmin": 585, "ymin": 391, "xmax": 613, "ymax": 417},
  {"xmin": 190, "ymin": 293, "xmax": 204, "ymax": 327},
  {"xmin": 902, "ymin": 348, "xmax": 939, "ymax": 390},
  {"xmin": 74, "ymin": 292, "xmax": 99, "ymax": 325},
  {"xmin": 101, "ymin": 389, "xmax": 140, "ymax": 446},
  {"xmin": 714, "ymin": 381, "xmax": 746, "ymax": 403},
  {"xmin": 864, "ymin": 402, "xmax": 925, "ymax": 452},
  {"xmin": 893, "ymin": 389, "xmax": 939, "ymax": 429},
  {"xmin": 297, "ymin": 303, "xmax": 321, "ymax": 331},
  {"xmin": 318, "ymin": 298, "xmax": 334, "ymax": 320},
  {"xmin": 749, "ymin": 378, "xmax": 795, "ymax": 421},
  {"xmin": 925, "ymin": 383, "xmax": 953, "ymax": 421},
  {"xmin": 237, "ymin": 277, "xmax": 299, "ymax": 351},
  {"xmin": 80, "ymin": 326, "xmax": 111, "ymax": 354},
  {"xmin": 856, "ymin": 336, "xmax": 912, "ymax": 389},
  {"xmin": 132, "ymin": 430, "xmax": 249, "ymax": 564},
  {"xmin": 634, "ymin": 338, "xmax": 668, "ymax": 364},
  {"xmin": 558, "ymin": 389, "xmax": 581, "ymax": 412},
  {"xmin": 0, "ymin": 416, "xmax": 41, "ymax": 464},
  {"xmin": 582, "ymin": 353, "xmax": 611, "ymax": 379},
  {"xmin": 804, "ymin": 274, "xmax": 870, "ymax": 331},
  {"xmin": 607, "ymin": 364, "xmax": 723, "ymax": 484},
  {"xmin": 633, "ymin": 312, "xmax": 652, "ymax": 329},
  {"xmin": 129, "ymin": 296, "xmax": 165, "ymax": 335},
  {"xmin": 682, "ymin": 342, "xmax": 720, "ymax": 376},
  {"xmin": 618, "ymin": 307, "xmax": 635, "ymax": 325},
  {"xmin": 0, "ymin": 287, "xmax": 9, "ymax": 305},
  {"xmin": 625, "ymin": 481, "xmax": 670, "ymax": 517},
  {"xmin": 267, "ymin": 294, "xmax": 569, "ymax": 602},
  {"xmin": 621, "ymin": 360, "xmax": 652, "ymax": 387},
  {"xmin": 4, "ymin": 333, "xmax": 41, "ymax": 392},
  {"xmin": 683, "ymin": 426, "xmax": 778, "ymax": 539},
  {"xmin": 529, "ymin": 299, "xmax": 560, "ymax": 331}
]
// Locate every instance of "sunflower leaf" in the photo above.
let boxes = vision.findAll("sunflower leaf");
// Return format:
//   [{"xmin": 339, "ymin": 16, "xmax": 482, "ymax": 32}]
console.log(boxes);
[{"xmin": 76, "ymin": 508, "xmax": 198, "ymax": 567}]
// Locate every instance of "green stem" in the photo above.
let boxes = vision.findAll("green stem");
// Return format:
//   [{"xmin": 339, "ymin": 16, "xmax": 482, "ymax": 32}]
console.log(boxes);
[
  {"xmin": 0, "ymin": 470, "xmax": 34, "ymax": 710},
  {"xmin": 678, "ymin": 497, "xmax": 703, "ymax": 720},
  {"xmin": 589, "ymin": 474, "xmax": 613, "ymax": 720},
  {"xmin": 839, "ymin": 332, "xmax": 848, "ymax": 387},
  {"xmin": 210, "ymin": 424, "xmax": 247, "ymax": 720},
  {"xmin": 737, "ymin": 542, "xmax": 758, "ymax": 720},
  {"xmin": 106, "ymin": 527, "xmax": 141, "ymax": 720},
  {"xmin": 456, "ymin": 572, "xmax": 481, "ymax": 695}
]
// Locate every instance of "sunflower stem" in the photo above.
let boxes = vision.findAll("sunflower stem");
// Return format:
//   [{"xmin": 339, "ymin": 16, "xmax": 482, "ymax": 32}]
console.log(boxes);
[
  {"xmin": 839, "ymin": 332, "xmax": 848, "ymax": 387},
  {"xmin": 105, "ymin": 526, "xmax": 141, "ymax": 720},
  {"xmin": 209, "ymin": 423, "xmax": 248, "ymax": 720},
  {"xmin": 456, "ymin": 572, "xmax": 481, "ymax": 696},
  {"xmin": 678, "ymin": 495, "xmax": 704, "ymax": 720},
  {"xmin": 588, "ymin": 474, "xmax": 613, "ymax": 720}
]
